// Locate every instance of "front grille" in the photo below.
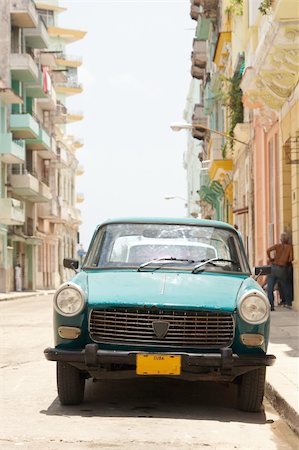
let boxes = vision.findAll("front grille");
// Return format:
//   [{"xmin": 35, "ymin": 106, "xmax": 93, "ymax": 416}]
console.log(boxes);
[{"xmin": 89, "ymin": 308, "xmax": 234, "ymax": 348}]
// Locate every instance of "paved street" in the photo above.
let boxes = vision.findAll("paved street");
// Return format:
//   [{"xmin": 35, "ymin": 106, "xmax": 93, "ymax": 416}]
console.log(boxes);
[{"xmin": 0, "ymin": 294, "xmax": 298, "ymax": 450}]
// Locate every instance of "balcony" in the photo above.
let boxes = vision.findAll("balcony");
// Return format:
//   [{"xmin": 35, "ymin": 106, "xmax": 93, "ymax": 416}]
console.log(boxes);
[
  {"xmin": 55, "ymin": 54, "xmax": 83, "ymax": 68},
  {"xmin": 206, "ymin": 136, "xmax": 233, "ymax": 182},
  {"xmin": 10, "ymin": 0, "xmax": 38, "ymax": 28},
  {"xmin": 191, "ymin": 65, "xmax": 205, "ymax": 80},
  {"xmin": 23, "ymin": 18, "xmax": 49, "ymax": 49},
  {"xmin": 50, "ymin": 70, "xmax": 68, "ymax": 84},
  {"xmin": 76, "ymin": 193, "xmax": 85, "ymax": 203},
  {"xmin": 273, "ymin": 0, "xmax": 299, "ymax": 21},
  {"xmin": 0, "ymin": 198, "xmax": 25, "ymax": 225},
  {"xmin": 69, "ymin": 207, "xmax": 82, "ymax": 225},
  {"xmin": 0, "ymin": 133, "xmax": 25, "ymax": 163},
  {"xmin": 10, "ymin": 53, "xmax": 39, "ymax": 83},
  {"xmin": 47, "ymin": 26, "xmax": 86, "ymax": 44},
  {"xmin": 241, "ymin": 7, "xmax": 299, "ymax": 112},
  {"xmin": 66, "ymin": 111, "xmax": 84, "ymax": 123},
  {"xmin": 74, "ymin": 139, "xmax": 84, "ymax": 149},
  {"xmin": 197, "ymin": 0, "xmax": 219, "ymax": 18},
  {"xmin": 10, "ymin": 113, "xmax": 39, "ymax": 139},
  {"xmin": 26, "ymin": 126, "xmax": 51, "ymax": 151},
  {"xmin": 39, "ymin": 51, "xmax": 57, "ymax": 68},
  {"xmin": 209, "ymin": 136, "xmax": 224, "ymax": 161},
  {"xmin": 10, "ymin": 171, "xmax": 40, "ymax": 198},
  {"xmin": 34, "ymin": 2, "xmax": 66, "ymax": 13},
  {"xmin": 76, "ymin": 165, "xmax": 84, "ymax": 176},
  {"xmin": 36, "ymin": 181, "xmax": 52, "ymax": 203},
  {"xmin": 0, "ymin": 87, "xmax": 23, "ymax": 105},
  {"xmin": 24, "ymin": 70, "xmax": 47, "ymax": 98},
  {"xmin": 58, "ymin": 201, "xmax": 69, "ymax": 223},
  {"xmin": 192, "ymin": 39, "xmax": 207, "ymax": 68},
  {"xmin": 37, "ymin": 86, "xmax": 57, "ymax": 111},
  {"xmin": 213, "ymin": 32, "xmax": 231, "ymax": 69},
  {"xmin": 52, "ymin": 103, "xmax": 83, "ymax": 124},
  {"xmin": 37, "ymin": 198, "xmax": 58, "ymax": 220},
  {"xmin": 55, "ymin": 147, "xmax": 68, "ymax": 168},
  {"xmin": 55, "ymin": 82, "xmax": 83, "ymax": 96},
  {"xmin": 192, "ymin": 104, "xmax": 208, "ymax": 140},
  {"xmin": 38, "ymin": 135, "xmax": 57, "ymax": 160},
  {"xmin": 52, "ymin": 101, "xmax": 67, "ymax": 124},
  {"xmin": 190, "ymin": 3, "xmax": 200, "ymax": 21}
]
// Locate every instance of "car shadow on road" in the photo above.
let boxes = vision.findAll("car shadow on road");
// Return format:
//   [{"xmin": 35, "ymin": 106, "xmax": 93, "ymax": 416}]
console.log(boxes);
[{"xmin": 41, "ymin": 378, "xmax": 267, "ymax": 424}]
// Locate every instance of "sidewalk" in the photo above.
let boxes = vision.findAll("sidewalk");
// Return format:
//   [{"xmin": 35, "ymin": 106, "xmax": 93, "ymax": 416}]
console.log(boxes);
[
  {"xmin": 266, "ymin": 306, "xmax": 299, "ymax": 435},
  {"xmin": 0, "ymin": 290, "xmax": 298, "ymax": 433},
  {"xmin": 0, "ymin": 289, "xmax": 55, "ymax": 302}
]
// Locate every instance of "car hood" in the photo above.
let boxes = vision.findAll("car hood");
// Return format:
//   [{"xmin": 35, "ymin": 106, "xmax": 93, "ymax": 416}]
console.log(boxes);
[{"xmin": 85, "ymin": 270, "xmax": 247, "ymax": 311}]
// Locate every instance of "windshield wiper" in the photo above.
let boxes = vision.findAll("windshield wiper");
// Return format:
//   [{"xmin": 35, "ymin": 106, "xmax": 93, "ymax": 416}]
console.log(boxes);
[
  {"xmin": 138, "ymin": 257, "xmax": 195, "ymax": 272},
  {"xmin": 192, "ymin": 258, "xmax": 239, "ymax": 274}
]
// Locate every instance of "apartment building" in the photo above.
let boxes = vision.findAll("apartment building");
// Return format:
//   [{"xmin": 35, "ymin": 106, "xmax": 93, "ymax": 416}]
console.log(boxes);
[
  {"xmin": 0, "ymin": 0, "xmax": 86, "ymax": 292},
  {"xmin": 186, "ymin": 0, "xmax": 298, "ymax": 309}
]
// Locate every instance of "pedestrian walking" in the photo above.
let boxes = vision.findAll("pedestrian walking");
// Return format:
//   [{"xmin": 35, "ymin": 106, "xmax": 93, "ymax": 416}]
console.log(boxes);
[
  {"xmin": 266, "ymin": 233, "xmax": 293, "ymax": 311},
  {"xmin": 14, "ymin": 263, "xmax": 22, "ymax": 292}
]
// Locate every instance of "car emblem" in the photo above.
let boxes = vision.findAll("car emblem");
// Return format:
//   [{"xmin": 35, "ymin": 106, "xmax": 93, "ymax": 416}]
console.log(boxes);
[{"xmin": 152, "ymin": 321, "xmax": 169, "ymax": 339}]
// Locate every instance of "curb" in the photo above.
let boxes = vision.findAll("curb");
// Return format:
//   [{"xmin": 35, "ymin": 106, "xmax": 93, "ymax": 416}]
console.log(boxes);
[
  {"xmin": 0, "ymin": 290, "xmax": 55, "ymax": 302},
  {"xmin": 265, "ymin": 381, "xmax": 299, "ymax": 436}
]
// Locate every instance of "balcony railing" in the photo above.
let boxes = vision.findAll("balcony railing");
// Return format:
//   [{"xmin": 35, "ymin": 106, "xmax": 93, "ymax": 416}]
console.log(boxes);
[
  {"xmin": 23, "ymin": 17, "xmax": 50, "ymax": 49},
  {"xmin": 0, "ymin": 133, "xmax": 25, "ymax": 164},
  {"xmin": 197, "ymin": 0, "xmax": 219, "ymax": 18},
  {"xmin": 55, "ymin": 53, "xmax": 83, "ymax": 67},
  {"xmin": 0, "ymin": 198, "xmax": 25, "ymax": 225},
  {"xmin": 37, "ymin": 85, "xmax": 57, "ymax": 111},
  {"xmin": 190, "ymin": 3, "xmax": 200, "ymax": 21},
  {"xmin": 191, "ymin": 65, "xmax": 205, "ymax": 80},
  {"xmin": 37, "ymin": 198, "xmax": 58, "ymax": 219},
  {"xmin": 192, "ymin": 39, "xmax": 207, "ymax": 68},
  {"xmin": 10, "ymin": 53, "xmax": 39, "ymax": 83},
  {"xmin": 9, "ymin": 170, "xmax": 40, "ymax": 198},
  {"xmin": 10, "ymin": 112, "xmax": 39, "ymax": 140},
  {"xmin": 192, "ymin": 104, "xmax": 208, "ymax": 140},
  {"xmin": 55, "ymin": 81, "xmax": 83, "ymax": 90}
]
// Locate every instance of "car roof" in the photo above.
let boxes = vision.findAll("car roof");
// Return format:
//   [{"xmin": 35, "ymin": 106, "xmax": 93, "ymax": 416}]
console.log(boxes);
[{"xmin": 96, "ymin": 217, "xmax": 236, "ymax": 231}]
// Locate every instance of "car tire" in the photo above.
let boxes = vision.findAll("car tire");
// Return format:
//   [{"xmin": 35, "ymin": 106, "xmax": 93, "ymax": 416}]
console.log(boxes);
[
  {"xmin": 57, "ymin": 362, "xmax": 85, "ymax": 405},
  {"xmin": 238, "ymin": 367, "xmax": 266, "ymax": 412}
]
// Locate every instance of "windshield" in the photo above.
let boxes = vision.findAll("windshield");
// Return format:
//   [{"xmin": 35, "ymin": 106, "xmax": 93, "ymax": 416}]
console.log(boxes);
[{"xmin": 84, "ymin": 222, "xmax": 248, "ymax": 273}]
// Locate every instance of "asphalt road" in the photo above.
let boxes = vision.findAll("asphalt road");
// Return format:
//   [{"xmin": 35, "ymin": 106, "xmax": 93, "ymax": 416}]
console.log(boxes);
[{"xmin": 0, "ymin": 294, "xmax": 298, "ymax": 450}]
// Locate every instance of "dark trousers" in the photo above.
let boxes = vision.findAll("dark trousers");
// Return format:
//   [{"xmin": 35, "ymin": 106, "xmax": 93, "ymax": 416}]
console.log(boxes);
[{"xmin": 267, "ymin": 265, "xmax": 292, "ymax": 307}]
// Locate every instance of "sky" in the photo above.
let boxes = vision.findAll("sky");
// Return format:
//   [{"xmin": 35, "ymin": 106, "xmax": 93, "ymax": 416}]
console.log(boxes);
[{"xmin": 59, "ymin": 0, "xmax": 194, "ymax": 249}]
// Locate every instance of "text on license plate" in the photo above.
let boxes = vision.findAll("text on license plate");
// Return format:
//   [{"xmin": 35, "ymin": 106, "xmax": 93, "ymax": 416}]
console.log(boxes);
[{"xmin": 136, "ymin": 354, "xmax": 181, "ymax": 375}]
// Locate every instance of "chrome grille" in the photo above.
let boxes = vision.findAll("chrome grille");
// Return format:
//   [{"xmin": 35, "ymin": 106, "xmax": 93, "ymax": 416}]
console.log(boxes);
[{"xmin": 89, "ymin": 308, "xmax": 234, "ymax": 348}]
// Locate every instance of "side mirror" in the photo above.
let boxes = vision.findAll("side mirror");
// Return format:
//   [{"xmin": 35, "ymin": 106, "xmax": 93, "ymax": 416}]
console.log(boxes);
[
  {"xmin": 254, "ymin": 265, "xmax": 272, "ymax": 276},
  {"xmin": 63, "ymin": 258, "xmax": 79, "ymax": 271}
]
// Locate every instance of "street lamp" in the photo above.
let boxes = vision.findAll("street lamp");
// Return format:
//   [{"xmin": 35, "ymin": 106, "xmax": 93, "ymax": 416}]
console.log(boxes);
[
  {"xmin": 170, "ymin": 122, "xmax": 248, "ymax": 146},
  {"xmin": 164, "ymin": 195, "xmax": 200, "ymax": 218},
  {"xmin": 165, "ymin": 195, "xmax": 187, "ymax": 203}
]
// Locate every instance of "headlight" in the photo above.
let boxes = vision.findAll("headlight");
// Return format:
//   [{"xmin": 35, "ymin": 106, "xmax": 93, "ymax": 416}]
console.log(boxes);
[
  {"xmin": 238, "ymin": 291, "xmax": 270, "ymax": 324},
  {"xmin": 54, "ymin": 283, "xmax": 85, "ymax": 316}
]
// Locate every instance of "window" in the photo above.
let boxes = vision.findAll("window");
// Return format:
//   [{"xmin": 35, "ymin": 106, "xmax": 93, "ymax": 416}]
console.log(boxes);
[{"xmin": 84, "ymin": 223, "xmax": 247, "ymax": 273}]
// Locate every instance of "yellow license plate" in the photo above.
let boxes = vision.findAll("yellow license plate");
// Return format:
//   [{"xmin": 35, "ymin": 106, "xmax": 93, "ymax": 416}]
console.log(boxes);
[{"xmin": 136, "ymin": 354, "xmax": 181, "ymax": 375}]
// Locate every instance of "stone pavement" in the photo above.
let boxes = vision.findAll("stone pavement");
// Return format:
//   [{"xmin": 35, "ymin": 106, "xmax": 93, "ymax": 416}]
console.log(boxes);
[{"xmin": 0, "ymin": 290, "xmax": 298, "ymax": 434}]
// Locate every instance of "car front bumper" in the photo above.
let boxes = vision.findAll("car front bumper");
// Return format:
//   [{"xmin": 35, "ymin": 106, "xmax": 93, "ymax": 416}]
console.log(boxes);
[{"xmin": 44, "ymin": 345, "xmax": 276, "ymax": 382}]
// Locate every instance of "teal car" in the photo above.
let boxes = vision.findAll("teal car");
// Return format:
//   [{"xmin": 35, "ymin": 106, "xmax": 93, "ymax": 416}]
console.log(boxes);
[{"xmin": 44, "ymin": 218, "xmax": 275, "ymax": 411}]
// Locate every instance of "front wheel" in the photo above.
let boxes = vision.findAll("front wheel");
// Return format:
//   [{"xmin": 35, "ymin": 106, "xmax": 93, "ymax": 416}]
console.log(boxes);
[
  {"xmin": 238, "ymin": 367, "xmax": 266, "ymax": 412},
  {"xmin": 57, "ymin": 362, "xmax": 85, "ymax": 405}
]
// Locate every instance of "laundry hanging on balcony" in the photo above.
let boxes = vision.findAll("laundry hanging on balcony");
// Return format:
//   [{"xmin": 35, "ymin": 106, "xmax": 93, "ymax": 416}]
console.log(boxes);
[{"xmin": 42, "ymin": 66, "xmax": 52, "ymax": 94}]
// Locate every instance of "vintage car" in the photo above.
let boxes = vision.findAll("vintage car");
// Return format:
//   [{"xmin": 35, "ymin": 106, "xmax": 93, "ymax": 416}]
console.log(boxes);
[{"xmin": 44, "ymin": 218, "xmax": 275, "ymax": 411}]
